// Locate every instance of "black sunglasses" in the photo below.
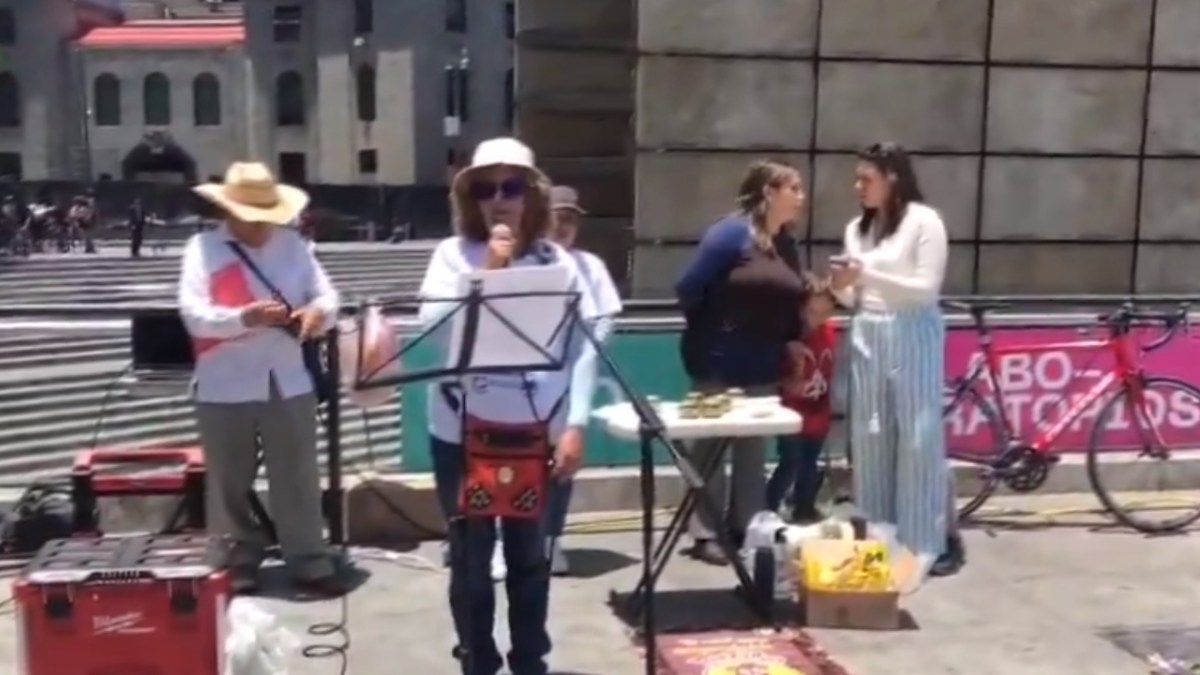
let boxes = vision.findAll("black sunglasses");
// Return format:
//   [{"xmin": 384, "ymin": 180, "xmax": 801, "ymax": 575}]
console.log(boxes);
[{"xmin": 468, "ymin": 178, "xmax": 526, "ymax": 202}]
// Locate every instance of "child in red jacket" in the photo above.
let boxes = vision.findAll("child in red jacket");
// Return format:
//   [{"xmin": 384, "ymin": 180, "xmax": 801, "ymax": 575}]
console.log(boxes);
[{"xmin": 767, "ymin": 273, "xmax": 837, "ymax": 523}]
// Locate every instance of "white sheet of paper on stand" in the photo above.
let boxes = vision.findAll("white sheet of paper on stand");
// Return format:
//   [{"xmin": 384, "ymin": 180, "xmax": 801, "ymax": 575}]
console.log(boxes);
[
  {"xmin": 592, "ymin": 396, "xmax": 802, "ymax": 441},
  {"xmin": 445, "ymin": 264, "xmax": 576, "ymax": 372}
]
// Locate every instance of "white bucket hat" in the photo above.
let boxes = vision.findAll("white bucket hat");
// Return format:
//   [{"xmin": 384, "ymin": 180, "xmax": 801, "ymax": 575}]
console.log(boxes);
[
  {"xmin": 193, "ymin": 162, "xmax": 309, "ymax": 225},
  {"xmin": 451, "ymin": 137, "xmax": 549, "ymax": 201}
]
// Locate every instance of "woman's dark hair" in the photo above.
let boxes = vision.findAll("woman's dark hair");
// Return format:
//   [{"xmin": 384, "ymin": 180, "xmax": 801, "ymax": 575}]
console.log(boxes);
[
  {"xmin": 856, "ymin": 142, "xmax": 924, "ymax": 242},
  {"xmin": 735, "ymin": 158, "xmax": 800, "ymax": 252}
]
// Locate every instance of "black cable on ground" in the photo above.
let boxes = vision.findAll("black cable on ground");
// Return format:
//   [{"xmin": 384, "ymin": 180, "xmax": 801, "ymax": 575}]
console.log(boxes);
[{"xmin": 298, "ymin": 394, "xmax": 433, "ymax": 675}]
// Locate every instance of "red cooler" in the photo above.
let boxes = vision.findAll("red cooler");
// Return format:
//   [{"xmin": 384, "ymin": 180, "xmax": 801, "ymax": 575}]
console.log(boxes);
[{"xmin": 13, "ymin": 534, "xmax": 229, "ymax": 675}]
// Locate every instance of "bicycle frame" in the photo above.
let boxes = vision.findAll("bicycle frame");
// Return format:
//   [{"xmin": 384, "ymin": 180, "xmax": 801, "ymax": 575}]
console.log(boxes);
[{"xmin": 954, "ymin": 325, "xmax": 1146, "ymax": 454}]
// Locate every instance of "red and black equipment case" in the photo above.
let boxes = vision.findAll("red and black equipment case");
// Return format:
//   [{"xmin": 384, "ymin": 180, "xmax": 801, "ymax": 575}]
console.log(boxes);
[
  {"xmin": 13, "ymin": 534, "xmax": 229, "ymax": 675},
  {"xmin": 71, "ymin": 447, "xmax": 207, "ymax": 535}
]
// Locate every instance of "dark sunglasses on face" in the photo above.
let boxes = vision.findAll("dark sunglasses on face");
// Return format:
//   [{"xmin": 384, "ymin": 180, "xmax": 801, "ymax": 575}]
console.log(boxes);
[{"xmin": 469, "ymin": 178, "xmax": 526, "ymax": 202}]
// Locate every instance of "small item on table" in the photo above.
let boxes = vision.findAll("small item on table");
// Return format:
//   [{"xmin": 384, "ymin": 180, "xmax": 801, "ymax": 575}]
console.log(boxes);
[
  {"xmin": 705, "ymin": 394, "xmax": 731, "ymax": 418},
  {"xmin": 678, "ymin": 399, "xmax": 699, "ymax": 419}
]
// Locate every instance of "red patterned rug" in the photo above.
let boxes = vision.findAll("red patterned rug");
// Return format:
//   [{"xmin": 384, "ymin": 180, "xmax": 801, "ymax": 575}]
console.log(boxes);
[{"xmin": 652, "ymin": 629, "xmax": 851, "ymax": 675}]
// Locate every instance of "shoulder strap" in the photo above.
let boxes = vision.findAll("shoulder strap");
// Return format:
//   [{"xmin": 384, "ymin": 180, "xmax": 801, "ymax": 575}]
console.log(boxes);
[{"xmin": 226, "ymin": 241, "xmax": 290, "ymax": 310}]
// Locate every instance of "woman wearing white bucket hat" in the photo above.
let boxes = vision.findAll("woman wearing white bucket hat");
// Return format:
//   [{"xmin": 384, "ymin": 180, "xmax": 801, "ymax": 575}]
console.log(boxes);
[
  {"xmin": 418, "ymin": 137, "xmax": 601, "ymax": 675},
  {"xmin": 178, "ymin": 162, "xmax": 345, "ymax": 597}
]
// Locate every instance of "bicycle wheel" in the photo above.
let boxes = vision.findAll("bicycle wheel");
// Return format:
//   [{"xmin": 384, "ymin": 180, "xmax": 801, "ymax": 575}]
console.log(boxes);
[
  {"xmin": 1087, "ymin": 376, "xmax": 1200, "ymax": 533},
  {"xmin": 943, "ymin": 382, "xmax": 1006, "ymax": 519}
]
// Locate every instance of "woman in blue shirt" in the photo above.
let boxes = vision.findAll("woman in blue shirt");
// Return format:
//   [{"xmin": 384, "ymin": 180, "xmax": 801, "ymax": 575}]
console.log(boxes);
[{"xmin": 674, "ymin": 159, "xmax": 807, "ymax": 565}]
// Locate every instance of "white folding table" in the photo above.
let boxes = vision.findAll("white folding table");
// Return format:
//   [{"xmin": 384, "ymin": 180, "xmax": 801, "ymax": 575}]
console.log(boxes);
[{"xmin": 593, "ymin": 397, "xmax": 802, "ymax": 624}]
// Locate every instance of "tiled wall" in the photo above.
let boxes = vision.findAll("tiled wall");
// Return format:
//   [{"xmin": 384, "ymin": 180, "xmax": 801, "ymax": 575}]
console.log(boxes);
[{"xmin": 632, "ymin": 0, "xmax": 1200, "ymax": 298}]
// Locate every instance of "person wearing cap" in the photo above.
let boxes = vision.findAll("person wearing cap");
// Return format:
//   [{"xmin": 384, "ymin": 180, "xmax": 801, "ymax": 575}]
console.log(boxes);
[
  {"xmin": 418, "ymin": 138, "xmax": 601, "ymax": 675},
  {"xmin": 177, "ymin": 162, "xmax": 344, "ymax": 597}
]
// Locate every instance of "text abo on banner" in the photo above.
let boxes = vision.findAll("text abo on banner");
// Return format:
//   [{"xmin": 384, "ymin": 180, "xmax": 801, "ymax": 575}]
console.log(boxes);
[
  {"xmin": 399, "ymin": 330, "xmax": 690, "ymax": 472},
  {"xmin": 943, "ymin": 326, "xmax": 1200, "ymax": 456}
]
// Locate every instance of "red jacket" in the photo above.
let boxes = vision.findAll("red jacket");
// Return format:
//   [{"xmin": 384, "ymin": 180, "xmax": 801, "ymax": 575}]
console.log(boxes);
[{"xmin": 779, "ymin": 323, "xmax": 835, "ymax": 438}]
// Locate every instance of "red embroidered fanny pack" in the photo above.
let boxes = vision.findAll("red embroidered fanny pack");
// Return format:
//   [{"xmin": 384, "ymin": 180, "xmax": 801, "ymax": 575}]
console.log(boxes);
[{"xmin": 459, "ymin": 414, "xmax": 553, "ymax": 520}]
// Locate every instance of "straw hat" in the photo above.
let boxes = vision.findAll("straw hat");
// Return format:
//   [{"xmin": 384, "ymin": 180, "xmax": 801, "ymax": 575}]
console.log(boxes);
[
  {"xmin": 193, "ymin": 162, "xmax": 310, "ymax": 225},
  {"xmin": 450, "ymin": 137, "xmax": 549, "ymax": 201}
]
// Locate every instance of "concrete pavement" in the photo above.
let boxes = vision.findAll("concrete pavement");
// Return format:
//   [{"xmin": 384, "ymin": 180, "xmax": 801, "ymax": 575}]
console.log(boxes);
[{"xmin": 1, "ymin": 493, "xmax": 1195, "ymax": 674}]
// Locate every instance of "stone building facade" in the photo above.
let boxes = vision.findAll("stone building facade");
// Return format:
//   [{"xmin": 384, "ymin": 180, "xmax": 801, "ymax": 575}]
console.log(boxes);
[
  {"xmin": 0, "ymin": 0, "xmax": 513, "ymax": 187},
  {"xmin": 518, "ymin": 0, "xmax": 1200, "ymax": 297}
]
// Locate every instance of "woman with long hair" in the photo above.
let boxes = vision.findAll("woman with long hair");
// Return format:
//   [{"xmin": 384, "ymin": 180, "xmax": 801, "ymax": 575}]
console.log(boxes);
[
  {"xmin": 178, "ymin": 162, "xmax": 344, "ymax": 596},
  {"xmin": 830, "ymin": 142, "xmax": 964, "ymax": 579},
  {"xmin": 417, "ymin": 137, "xmax": 601, "ymax": 675},
  {"xmin": 674, "ymin": 159, "xmax": 807, "ymax": 565}
]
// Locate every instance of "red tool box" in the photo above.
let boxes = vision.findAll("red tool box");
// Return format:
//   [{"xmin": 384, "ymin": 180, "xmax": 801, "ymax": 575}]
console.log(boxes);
[
  {"xmin": 13, "ymin": 534, "xmax": 229, "ymax": 675},
  {"xmin": 71, "ymin": 447, "xmax": 207, "ymax": 535}
]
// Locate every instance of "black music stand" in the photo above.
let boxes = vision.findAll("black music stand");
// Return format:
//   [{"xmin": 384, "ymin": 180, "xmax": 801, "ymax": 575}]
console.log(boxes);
[
  {"xmin": 349, "ymin": 269, "xmax": 584, "ymax": 675},
  {"xmin": 350, "ymin": 276, "xmax": 757, "ymax": 675}
]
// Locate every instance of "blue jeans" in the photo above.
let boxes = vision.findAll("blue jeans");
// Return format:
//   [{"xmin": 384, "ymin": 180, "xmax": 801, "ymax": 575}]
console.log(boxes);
[
  {"xmin": 765, "ymin": 434, "xmax": 825, "ymax": 517},
  {"xmin": 431, "ymin": 437, "xmax": 551, "ymax": 675},
  {"xmin": 545, "ymin": 479, "xmax": 573, "ymax": 538}
]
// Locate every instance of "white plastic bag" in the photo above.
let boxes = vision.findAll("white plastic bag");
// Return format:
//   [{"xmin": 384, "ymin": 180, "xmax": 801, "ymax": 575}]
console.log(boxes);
[
  {"xmin": 337, "ymin": 303, "xmax": 401, "ymax": 409},
  {"xmin": 224, "ymin": 598, "xmax": 299, "ymax": 675},
  {"xmin": 741, "ymin": 511, "xmax": 806, "ymax": 600}
]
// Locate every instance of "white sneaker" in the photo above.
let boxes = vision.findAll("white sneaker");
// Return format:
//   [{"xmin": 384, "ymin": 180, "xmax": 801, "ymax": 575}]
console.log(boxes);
[
  {"xmin": 490, "ymin": 542, "xmax": 507, "ymax": 582},
  {"xmin": 548, "ymin": 538, "xmax": 569, "ymax": 576}
]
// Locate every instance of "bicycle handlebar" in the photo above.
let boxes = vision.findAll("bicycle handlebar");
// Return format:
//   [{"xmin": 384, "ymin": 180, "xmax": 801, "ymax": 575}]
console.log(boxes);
[
  {"xmin": 941, "ymin": 299, "xmax": 1191, "ymax": 352},
  {"xmin": 1097, "ymin": 302, "xmax": 1191, "ymax": 352}
]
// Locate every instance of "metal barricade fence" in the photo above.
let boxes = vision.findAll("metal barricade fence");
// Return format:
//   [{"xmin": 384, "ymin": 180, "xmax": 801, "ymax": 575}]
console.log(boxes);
[{"xmin": 0, "ymin": 294, "xmax": 1198, "ymax": 482}]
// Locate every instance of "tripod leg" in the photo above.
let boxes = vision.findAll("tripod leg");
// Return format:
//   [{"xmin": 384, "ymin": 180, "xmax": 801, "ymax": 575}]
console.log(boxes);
[
  {"xmin": 247, "ymin": 433, "xmax": 280, "ymax": 550},
  {"xmin": 686, "ymin": 444, "xmax": 779, "ymax": 626},
  {"xmin": 628, "ymin": 438, "xmax": 729, "ymax": 617}
]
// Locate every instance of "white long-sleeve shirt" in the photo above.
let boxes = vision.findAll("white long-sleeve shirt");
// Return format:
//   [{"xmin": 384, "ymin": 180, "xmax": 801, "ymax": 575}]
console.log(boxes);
[
  {"xmin": 417, "ymin": 236, "xmax": 600, "ymax": 444},
  {"xmin": 177, "ymin": 225, "xmax": 339, "ymax": 403},
  {"xmin": 832, "ymin": 202, "xmax": 948, "ymax": 312}
]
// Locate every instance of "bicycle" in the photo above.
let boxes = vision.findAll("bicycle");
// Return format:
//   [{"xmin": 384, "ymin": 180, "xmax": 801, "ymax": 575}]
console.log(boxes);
[{"xmin": 942, "ymin": 300, "xmax": 1200, "ymax": 533}]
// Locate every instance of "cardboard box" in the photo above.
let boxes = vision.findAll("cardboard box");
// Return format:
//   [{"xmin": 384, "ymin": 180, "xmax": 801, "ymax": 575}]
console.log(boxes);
[{"xmin": 798, "ymin": 538, "xmax": 918, "ymax": 631}]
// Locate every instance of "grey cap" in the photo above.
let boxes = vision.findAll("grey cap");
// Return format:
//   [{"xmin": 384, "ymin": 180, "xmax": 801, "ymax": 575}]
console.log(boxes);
[{"xmin": 549, "ymin": 185, "xmax": 587, "ymax": 214}]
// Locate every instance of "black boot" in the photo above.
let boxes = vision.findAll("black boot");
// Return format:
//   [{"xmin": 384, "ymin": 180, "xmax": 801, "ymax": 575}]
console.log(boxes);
[{"xmin": 929, "ymin": 533, "xmax": 965, "ymax": 577}]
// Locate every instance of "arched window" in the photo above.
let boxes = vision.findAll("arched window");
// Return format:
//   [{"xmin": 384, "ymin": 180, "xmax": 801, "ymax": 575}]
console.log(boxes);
[
  {"xmin": 143, "ymin": 72, "xmax": 171, "ymax": 126},
  {"xmin": 356, "ymin": 65, "xmax": 375, "ymax": 122},
  {"xmin": 275, "ymin": 70, "xmax": 305, "ymax": 126},
  {"xmin": 504, "ymin": 68, "xmax": 514, "ymax": 129},
  {"xmin": 93, "ymin": 74, "xmax": 121, "ymax": 126},
  {"xmin": 0, "ymin": 72, "xmax": 20, "ymax": 127},
  {"xmin": 0, "ymin": 8, "xmax": 16, "ymax": 45},
  {"xmin": 354, "ymin": 0, "xmax": 373, "ymax": 34},
  {"xmin": 192, "ymin": 73, "xmax": 221, "ymax": 126}
]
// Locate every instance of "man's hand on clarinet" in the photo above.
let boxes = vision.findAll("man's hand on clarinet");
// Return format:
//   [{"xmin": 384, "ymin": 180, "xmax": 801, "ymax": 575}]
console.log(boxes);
[{"xmin": 485, "ymin": 224, "xmax": 514, "ymax": 269}]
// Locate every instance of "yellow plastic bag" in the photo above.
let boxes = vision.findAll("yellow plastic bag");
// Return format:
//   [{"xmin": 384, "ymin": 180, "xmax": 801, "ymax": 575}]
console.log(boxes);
[{"xmin": 802, "ymin": 541, "xmax": 893, "ymax": 592}]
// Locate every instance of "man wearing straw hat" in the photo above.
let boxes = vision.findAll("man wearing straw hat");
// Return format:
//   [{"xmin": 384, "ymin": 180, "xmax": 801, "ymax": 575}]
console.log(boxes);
[{"xmin": 178, "ymin": 162, "xmax": 345, "ymax": 596}]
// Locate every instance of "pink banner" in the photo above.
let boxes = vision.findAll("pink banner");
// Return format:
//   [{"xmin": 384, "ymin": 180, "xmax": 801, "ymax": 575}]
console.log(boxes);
[{"xmin": 941, "ymin": 325, "xmax": 1200, "ymax": 455}]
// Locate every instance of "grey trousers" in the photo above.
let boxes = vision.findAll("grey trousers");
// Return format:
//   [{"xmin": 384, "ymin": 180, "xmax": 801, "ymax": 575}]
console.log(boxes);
[
  {"xmin": 195, "ymin": 383, "xmax": 333, "ymax": 579},
  {"xmin": 685, "ymin": 382, "xmax": 770, "ymax": 541}
]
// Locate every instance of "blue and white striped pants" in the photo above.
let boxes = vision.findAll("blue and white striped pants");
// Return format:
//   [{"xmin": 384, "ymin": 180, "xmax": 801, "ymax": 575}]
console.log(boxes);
[{"xmin": 849, "ymin": 304, "xmax": 948, "ymax": 560}]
